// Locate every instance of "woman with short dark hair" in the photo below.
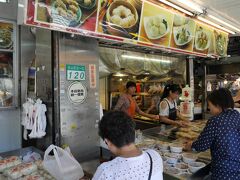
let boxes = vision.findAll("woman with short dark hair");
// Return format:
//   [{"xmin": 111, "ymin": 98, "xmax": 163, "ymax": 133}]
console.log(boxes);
[
  {"xmin": 93, "ymin": 111, "xmax": 163, "ymax": 180},
  {"xmin": 185, "ymin": 88, "xmax": 240, "ymax": 179}
]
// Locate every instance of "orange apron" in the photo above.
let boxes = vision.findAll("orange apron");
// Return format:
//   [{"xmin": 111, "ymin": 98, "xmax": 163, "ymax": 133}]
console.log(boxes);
[{"xmin": 127, "ymin": 96, "xmax": 136, "ymax": 119}]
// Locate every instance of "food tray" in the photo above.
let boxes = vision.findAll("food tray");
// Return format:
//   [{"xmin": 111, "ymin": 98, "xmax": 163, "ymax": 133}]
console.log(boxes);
[{"xmin": 0, "ymin": 147, "xmax": 44, "ymax": 158}]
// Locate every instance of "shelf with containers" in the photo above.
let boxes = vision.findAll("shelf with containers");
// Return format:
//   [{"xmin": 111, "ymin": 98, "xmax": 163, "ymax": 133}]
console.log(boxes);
[{"xmin": 0, "ymin": 20, "xmax": 18, "ymax": 108}]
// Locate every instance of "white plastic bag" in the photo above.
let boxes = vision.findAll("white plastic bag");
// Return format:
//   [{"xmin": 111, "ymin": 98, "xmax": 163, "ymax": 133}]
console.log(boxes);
[{"xmin": 43, "ymin": 145, "xmax": 84, "ymax": 180}]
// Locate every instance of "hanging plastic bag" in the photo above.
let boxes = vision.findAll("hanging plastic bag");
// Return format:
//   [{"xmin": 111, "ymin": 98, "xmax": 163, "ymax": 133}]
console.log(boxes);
[{"xmin": 43, "ymin": 145, "xmax": 84, "ymax": 180}]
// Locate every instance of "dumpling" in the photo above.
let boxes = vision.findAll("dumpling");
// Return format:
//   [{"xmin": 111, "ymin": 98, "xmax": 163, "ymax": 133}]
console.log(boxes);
[
  {"xmin": 149, "ymin": 26, "xmax": 159, "ymax": 37},
  {"xmin": 159, "ymin": 22, "xmax": 167, "ymax": 35},
  {"xmin": 112, "ymin": 7, "xmax": 121, "ymax": 16},
  {"xmin": 110, "ymin": 15, "xmax": 122, "ymax": 25},
  {"xmin": 84, "ymin": 0, "xmax": 92, "ymax": 6},
  {"xmin": 126, "ymin": 15, "xmax": 135, "ymax": 26},
  {"xmin": 153, "ymin": 16, "xmax": 162, "ymax": 27},
  {"xmin": 125, "ymin": 8, "xmax": 132, "ymax": 17},
  {"xmin": 69, "ymin": 5, "xmax": 78, "ymax": 14}
]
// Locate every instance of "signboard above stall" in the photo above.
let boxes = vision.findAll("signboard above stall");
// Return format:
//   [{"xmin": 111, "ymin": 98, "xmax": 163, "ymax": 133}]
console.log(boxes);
[{"xmin": 24, "ymin": 0, "xmax": 229, "ymax": 58}]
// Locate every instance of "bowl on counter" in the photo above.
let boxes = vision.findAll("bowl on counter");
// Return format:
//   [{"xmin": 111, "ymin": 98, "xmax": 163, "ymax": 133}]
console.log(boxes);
[
  {"xmin": 165, "ymin": 167, "xmax": 181, "ymax": 176},
  {"xmin": 175, "ymin": 163, "xmax": 189, "ymax": 172},
  {"xmin": 188, "ymin": 162, "xmax": 206, "ymax": 173},
  {"xmin": 164, "ymin": 153, "xmax": 180, "ymax": 164},
  {"xmin": 182, "ymin": 153, "xmax": 198, "ymax": 164},
  {"xmin": 157, "ymin": 141, "xmax": 169, "ymax": 150},
  {"xmin": 170, "ymin": 143, "xmax": 183, "ymax": 153},
  {"xmin": 166, "ymin": 157, "xmax": 178, "ymax": 165},
  {"xmin": 160, "ymin": 149, "xmax": 170, "ymax": 154}
]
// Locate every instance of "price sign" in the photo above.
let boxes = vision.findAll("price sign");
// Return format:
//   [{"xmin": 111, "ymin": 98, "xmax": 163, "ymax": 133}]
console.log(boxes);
[
  {"xmin": 67, "ymin": 82, "xmax": 87, "ymax": 104},
  {"xmin": 66, "ymin": 64, "xmax": 86, "ymax": 81}
]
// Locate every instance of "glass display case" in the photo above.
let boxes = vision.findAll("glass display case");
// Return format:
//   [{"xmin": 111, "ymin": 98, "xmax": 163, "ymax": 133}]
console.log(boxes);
[{"xmin": 0, "ymin": 20, "xmax": 17, "ymax": 108}]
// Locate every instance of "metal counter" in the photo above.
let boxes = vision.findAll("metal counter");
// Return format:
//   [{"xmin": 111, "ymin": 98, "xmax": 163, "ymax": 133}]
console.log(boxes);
[{"xmin": 134, "ymin": 118, "xmax": 161, "ymax": 130}]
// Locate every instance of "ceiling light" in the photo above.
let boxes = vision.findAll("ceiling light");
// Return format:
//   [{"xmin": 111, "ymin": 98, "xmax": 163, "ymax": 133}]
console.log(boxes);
[
  {"xmin": 0, "ymin": 0, "xmax": 9, "ymax": 2},
  {"xmin": 113, "ymin": 72, "xmax": 128, "ymax": 77},
  {"xmin": 197, "ymin": 17, "xmax": 235, "ymax": 34},
  {"xmin": 175, "ymin": 0, "xmax": 203, "ymax": 13},
  {"xmin": 208, "ymin": 14, "xmax": 240, "ymax": 33},
  {"xmin": 224, "ymin": 80, "xmax": 228, "ymax": 85},
  {"xmin": 121, "ymin": 55, "xmax": 171, "ymax": 63},
  {"xmin": 158, "ymin": 0, "xmax": 193, "ymax": 16}
]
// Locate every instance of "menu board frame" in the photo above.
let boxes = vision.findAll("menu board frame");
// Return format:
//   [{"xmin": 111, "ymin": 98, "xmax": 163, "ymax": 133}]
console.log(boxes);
[{"xmin": 24, "ymin": 0, "xmax": 229, "ymax": 58}]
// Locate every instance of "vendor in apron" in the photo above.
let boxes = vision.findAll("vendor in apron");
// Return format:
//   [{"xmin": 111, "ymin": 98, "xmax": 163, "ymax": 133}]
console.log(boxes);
[
  {"xmin": 159, "ymin": 84, "xmax": 189, "ymax": 127},
  {"xmin": 114, "ymin": 81, "xmax": 159, "ymax": 120}
]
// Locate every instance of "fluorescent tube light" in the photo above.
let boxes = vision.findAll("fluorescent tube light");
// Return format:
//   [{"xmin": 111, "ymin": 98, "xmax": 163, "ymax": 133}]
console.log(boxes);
[
  {"xmin": 208, "ymin": 14, "xmax": 240, "ymax": 33},
  {"xmin": 113, "ymin": 72, "xmax": 128, "ymax": 77},
  {"xmin": 122, "ymin": 55, "xmax": 171, "ymax": 63},
  {"xmin": 175, "ymin": 0, "xmax": 203, "ymax": 13},
  {"xmin": 0, "ymin": 0, "xmax": 9, "ymax": 2},
  {"xmin": 197, "ymin": 16, "xmax": 235, "ymax": 34},
  {"xmin": 158, "ymin": 0, "xmax": 194, "ymax": 16}
]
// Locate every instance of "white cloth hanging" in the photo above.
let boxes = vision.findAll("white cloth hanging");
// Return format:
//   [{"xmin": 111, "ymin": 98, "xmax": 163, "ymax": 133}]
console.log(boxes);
[{"xmin": 22, "ymin": 98, "xmax": 47, "ymax": 139}]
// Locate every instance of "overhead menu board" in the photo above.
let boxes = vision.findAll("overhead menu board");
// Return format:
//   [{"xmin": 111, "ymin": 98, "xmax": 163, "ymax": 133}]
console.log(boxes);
[
  {"xmin": 27, "ymin": 0, "xmax": 99, "ymax": 33},
  {"xmin": 25, "ymin": 0, "xmax": 229, "ymax": 57}
]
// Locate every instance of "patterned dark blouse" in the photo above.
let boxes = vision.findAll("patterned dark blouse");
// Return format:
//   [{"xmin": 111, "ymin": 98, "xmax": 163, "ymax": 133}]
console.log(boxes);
[{"xmin": 192, "ymin": 109, "xmax": 240, "ymax": 180}]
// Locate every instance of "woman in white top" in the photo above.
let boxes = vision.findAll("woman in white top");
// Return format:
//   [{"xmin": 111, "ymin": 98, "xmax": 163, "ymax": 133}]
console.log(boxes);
[
  {"xmin": 159, "ymin": 84, "xmax": 188, "ymax": 127},
  {"xmin": 93, "ymin": 111, "xmax": 163, "ymax": 180}
]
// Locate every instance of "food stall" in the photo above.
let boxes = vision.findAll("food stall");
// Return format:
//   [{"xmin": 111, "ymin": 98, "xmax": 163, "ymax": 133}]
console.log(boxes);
[{"xmin": 0, "ymin": 0, "xmax": 238, "ymax": 179}]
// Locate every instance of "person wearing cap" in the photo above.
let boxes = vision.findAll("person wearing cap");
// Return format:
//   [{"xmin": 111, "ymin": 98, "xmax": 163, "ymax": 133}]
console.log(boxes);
[{"xmin": 114, "ymin": 81, "xmax": 159, "ymax": 120}]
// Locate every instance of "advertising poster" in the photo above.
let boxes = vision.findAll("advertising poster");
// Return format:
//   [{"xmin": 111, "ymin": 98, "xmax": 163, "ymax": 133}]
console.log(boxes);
[
  {"xmin": 24, "ymin": 0, "xmax": 229, "ymax": 57},
  {"xmin": 138, "ymin": 1, "xmax": 174, "ymax": 47},
  {"xmin": 213, "ymin": 30, "xmax": 228, "ymax": 56},
  {"xmin": 193, "ymin": 23, "xmax": 214, "ymax": 55},
  {"xmin": 170, "ymin": 14, "xmax": 196, "ymax": 52},
  {"xmin": 27, "ymin": 0, "xmax": 99, "ymax": 32},
  {"xmin": 97, "ymin": 0, "xmax": 143, "ymax": 40}
]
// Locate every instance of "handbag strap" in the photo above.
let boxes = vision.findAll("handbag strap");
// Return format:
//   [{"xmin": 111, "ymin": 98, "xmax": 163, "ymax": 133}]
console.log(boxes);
[{"xmin": 146, "ymin": 152, "xmax": 153, "ymax": 180}]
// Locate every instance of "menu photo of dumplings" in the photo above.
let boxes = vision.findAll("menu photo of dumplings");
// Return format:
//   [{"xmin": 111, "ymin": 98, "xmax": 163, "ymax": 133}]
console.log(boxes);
[
  {"xmin": 139, "ymin": 1, "xmax": 174, "ymax": 47},
  {"xmin": 34, "ymin": 0, "xmax": 98, "ymax": 31},
  {"xmin": 170, "ymin": 14, "xmax": 196, "ymax": 51},
  {"xmin": 193, "ymin": 23, "xmax": 214, "ymax": 55},
  {"xmin": 213, "ymin": 30, "xmax": 228, "ymax": 56},
  {"xmin": 97, "ymin": 0, "xmax": 143, "ymax": 39}
]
